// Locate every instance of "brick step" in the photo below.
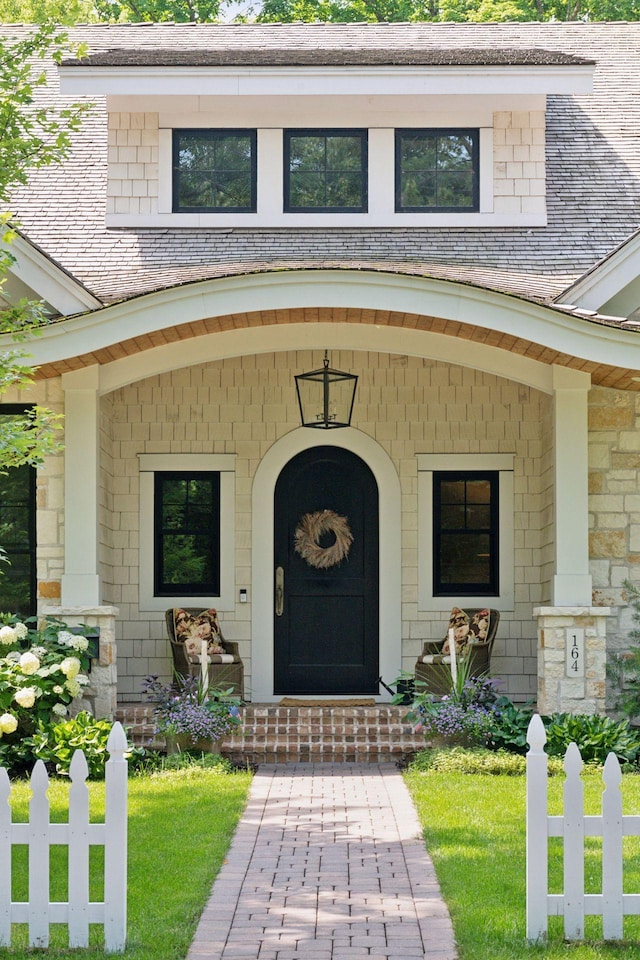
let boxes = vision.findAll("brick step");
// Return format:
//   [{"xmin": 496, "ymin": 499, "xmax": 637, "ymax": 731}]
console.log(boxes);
[{"xmin": 115, "ymin": 703, "xmax": 425, "ymax": 763}]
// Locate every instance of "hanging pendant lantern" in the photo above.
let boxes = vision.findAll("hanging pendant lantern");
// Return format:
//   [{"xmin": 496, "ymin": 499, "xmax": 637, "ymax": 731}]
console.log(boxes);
[{"xmin": 295, "ymin": 351, "xmax": 358, "ymax": 429}]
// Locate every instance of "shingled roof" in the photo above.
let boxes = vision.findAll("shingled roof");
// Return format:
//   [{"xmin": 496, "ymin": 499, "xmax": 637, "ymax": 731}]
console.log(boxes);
[
  {"xmin": 64, "ymin": 45, "xmax": 593, "ymax": 68},
  {"xmin": 5, "ymin": 21, "xmax": 640, "ymax": 316}
]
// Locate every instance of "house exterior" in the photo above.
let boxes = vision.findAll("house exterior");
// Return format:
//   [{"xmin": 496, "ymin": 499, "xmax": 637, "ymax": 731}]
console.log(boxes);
[{"xmin": 2, "ymin": 21, "xmax": 640, "ymax": 717}]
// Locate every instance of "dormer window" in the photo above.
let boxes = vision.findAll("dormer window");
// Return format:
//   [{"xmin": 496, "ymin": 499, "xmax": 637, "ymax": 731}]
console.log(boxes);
[
  {"xmin": 172, "ymin": 129, "xmax": 257, "ymax": 213},
  {"xmin": 284, "ymin": 129, "xmax": 368, "ymax": 213},
  {"xmin": 395, "ymin": 129, "xmax": 479, "ymax": 213}
]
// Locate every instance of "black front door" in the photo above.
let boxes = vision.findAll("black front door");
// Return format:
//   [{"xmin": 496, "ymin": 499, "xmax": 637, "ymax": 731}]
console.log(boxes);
[{"xmin": 274, "ymin": 445, "xmax": 379, "ymax": 695}]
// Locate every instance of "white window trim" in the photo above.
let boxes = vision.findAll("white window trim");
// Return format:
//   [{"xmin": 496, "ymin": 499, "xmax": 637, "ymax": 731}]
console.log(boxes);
[
  {"xmin": 140, "ymin": 124, "xmax": 539, "ymax": 229},
  {"xmin": 138, "ymin": 453, "xmax": 236, "ymax": 613},
  {"xmin": 417, "ymin": 453, "xmax": 514, "ymax": 612}
]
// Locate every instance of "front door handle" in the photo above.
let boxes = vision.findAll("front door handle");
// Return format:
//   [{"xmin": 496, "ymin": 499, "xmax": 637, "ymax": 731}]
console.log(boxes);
[{"xmin": 275, "ymin": 566, "xmax": 284, "ymax": 617}]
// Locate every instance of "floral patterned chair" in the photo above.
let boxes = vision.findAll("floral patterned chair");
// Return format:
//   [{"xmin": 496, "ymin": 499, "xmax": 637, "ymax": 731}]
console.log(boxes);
[
  {"xmin": 414, "ymin": 607, "xmax": 500, "ymax": 696},
  {"xmin": 165, "ymin": 607, "xmax": 245, "ymax": 699}
]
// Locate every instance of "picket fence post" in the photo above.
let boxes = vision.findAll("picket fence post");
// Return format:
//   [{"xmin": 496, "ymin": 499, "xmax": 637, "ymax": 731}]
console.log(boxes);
[
  {"xmin": 0, "ymin": 720, "xmax": 128, "ymax": 952},
  {"xmin": 104, "ymin": 721, "xmax": 128, "ymax": 953},
  {"xmin": 29, "ymin": 761, "xmax": 51, "ymax": 948},
  {"xmin": 69, "ymin": 749, "xmax": 90, "ymax": 948},
  {"xmin": 526, "ymin": 713, "xmax": 548, "ymax": 942},
  {"xmin": 602, "ymin": 753, "xmax": 623, "ymax": 939},
  {"xmin": 563, "ymin": 743, "xmax": 585, "ymax": 939},
  {"xmin": 0, "ymin": 767, "xmax": 11, "ymax": 947}
]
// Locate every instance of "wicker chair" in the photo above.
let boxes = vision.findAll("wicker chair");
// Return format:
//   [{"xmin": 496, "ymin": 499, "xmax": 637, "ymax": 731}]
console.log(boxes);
[
  {"xmin": 165, "ymin": 608, "xmax": 245, "ymax": 699},
  {"xmin": 414, "ymin": 608, "xmax": 500, "ymax": 696}
]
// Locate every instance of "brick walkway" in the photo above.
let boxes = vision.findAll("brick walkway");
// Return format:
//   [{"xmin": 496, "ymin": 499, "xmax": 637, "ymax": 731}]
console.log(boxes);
[{"xmin": 187, "ymin": 763, "xmax": 457, "ymax": 960}]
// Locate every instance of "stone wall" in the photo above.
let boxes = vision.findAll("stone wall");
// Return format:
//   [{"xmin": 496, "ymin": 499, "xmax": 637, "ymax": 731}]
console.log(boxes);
[{"xmin": 588, "ymin": 385, "xmax": 640, "ymax": 663}]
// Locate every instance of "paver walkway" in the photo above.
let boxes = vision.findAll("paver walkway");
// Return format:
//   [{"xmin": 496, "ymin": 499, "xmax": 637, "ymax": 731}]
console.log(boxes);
[{"xmin": 187, "ymin": 763, "xmax": 457, "ymax": 960}]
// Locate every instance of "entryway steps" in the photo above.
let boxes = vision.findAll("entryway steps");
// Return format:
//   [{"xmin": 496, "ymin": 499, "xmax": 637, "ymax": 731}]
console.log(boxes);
[{"xmin": 115, "ymin": 703, "xmax": 426, "ymax": 763}]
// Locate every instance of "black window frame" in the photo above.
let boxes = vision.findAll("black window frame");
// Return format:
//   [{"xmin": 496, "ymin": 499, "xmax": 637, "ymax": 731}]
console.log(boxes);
[
  {"xmin": 153, "ymin": 471, "xmax": 221, "ymax": 597},
  {"xmin": 395, "ymin": 128, "xmax": 480, "ymax": 214},
  {"xmin": 284, "ymin": 128, "xmax": 368, "ymax": 214},
  {"xmin": 0, "ymin": 404, "xmax": 37, "ymax": 617},
  {"xmin": 172, "ymin": 128, "xmax": 257, "ymax": 214},
  {"xmin": 433, "ymin": 470, "xmax": 499, "ymax": 597}
]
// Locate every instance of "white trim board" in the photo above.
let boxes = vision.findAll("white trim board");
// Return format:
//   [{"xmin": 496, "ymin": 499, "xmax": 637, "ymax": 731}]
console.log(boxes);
[
  {"xmin": 417, "ymin": 452, "xmax": 515, "ymax": 612},
  {"xmin": 16, "ymin": 270, "xmax": 637, "ymax": 380},
  {"xmin": 138, "ymin": 453, "xmax": 236, "ymax": 613},
  {"xmin": 251, "ymin": 427, "xmax": 401, "ymax": 702}
]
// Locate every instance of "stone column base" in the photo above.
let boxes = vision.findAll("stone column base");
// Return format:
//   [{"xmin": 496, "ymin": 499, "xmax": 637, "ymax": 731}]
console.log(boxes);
[
  {"xmin": 534, "ymin": 606, "xmax": 610, "ymax": 715},
  {"xmin": 40, "ymin": 605, "xmax": 119, "ymax": 720}
]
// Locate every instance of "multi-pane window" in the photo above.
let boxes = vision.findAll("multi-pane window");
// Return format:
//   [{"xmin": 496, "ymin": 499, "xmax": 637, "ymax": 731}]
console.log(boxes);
[
  {"xmin": 284, "ymin": 130, "xmax": 368, "ymax": 213},
  {"xmin": 154, "ymin": 472, "xmax": 221, "ymax": 596},
  {"xmin": 395, "ymin": 129, "xmax": 479, "ymax": 212},
  {"xmin": 0, "ymin": 407, "xmax": 37, "ymax": 617},
  {"xmin": 173, "ymin": 130, "xmax": 257, "ymax": 213},
  {"xmin": 433, "ymin": 472, "xmax": 498, "ymax": 596}
]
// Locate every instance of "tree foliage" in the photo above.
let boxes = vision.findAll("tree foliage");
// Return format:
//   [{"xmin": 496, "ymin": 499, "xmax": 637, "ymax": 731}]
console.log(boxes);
[
  {"xmin": 0, "ymin": 0, "xmax": 637, "ymax": 25},
  {"xmin": 256, "ymin": 0, "xmax": 640, "ymax": 21},
  {"xmin": 0, "ymin": 26, "xmax": 89, "ymax": 473},
  {"xmin": 0, "ymin": 0, "xmax": 224, "ymax": 21}
]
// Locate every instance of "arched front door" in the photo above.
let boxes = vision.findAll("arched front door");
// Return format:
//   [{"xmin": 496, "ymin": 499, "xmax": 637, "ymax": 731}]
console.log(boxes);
[{"xmin": 274, "ymin": 445, "xmax": 379, "ymax": 695}]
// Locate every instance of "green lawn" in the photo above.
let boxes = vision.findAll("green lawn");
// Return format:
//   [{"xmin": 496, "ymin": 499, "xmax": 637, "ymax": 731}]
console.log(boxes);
[
  {"xmin": 4, "ymin": 765, "xmax": 252, "ymax": 958},
  {"xmin": 406, "ymin": 766, "xmax": 640, "ymax": 959}
]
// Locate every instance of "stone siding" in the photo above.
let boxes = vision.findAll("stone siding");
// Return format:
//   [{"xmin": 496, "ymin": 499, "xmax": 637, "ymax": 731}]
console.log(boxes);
[{"xmin": 588, "ymin": 386, "xmax": 640, "ymax": 671}]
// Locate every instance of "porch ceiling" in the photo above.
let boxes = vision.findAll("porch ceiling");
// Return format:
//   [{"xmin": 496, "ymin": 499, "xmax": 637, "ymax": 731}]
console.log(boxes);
[{"xmin": 33, "ymin": 307, "xmax": 640, "ymax": 390}]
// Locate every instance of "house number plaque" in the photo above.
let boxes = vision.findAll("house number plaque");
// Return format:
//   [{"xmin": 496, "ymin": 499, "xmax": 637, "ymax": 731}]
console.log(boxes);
[{"xmin": 565, "ymin": 628, "xmax": 585, "ymax": 679}]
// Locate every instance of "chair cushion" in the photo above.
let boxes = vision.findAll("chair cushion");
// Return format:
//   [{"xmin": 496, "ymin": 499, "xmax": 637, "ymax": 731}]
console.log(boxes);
[
  {"xmin": 442, "ymin": 607, "xmax": 491, "ymax": 656},
  {"xmin": 174, "ymin": 608, "xmax": 225, "ymax": 662},
  {"xmin": 469, "ymin": 609, "xmax": 491, "ymax": 644}
]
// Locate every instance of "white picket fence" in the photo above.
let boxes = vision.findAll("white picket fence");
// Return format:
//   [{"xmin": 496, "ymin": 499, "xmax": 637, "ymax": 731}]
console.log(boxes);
[
  {"xmin": 526, "ymin": 712, "xmax": 640, "ymax": 942},
  {"xmin": 0, "ymin": 721, "xmax": 128, "ymax": 952}
]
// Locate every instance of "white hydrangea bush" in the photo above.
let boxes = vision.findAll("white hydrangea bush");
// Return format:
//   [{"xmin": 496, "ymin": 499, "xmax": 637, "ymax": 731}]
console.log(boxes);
[{"xmin": 0, "ymin": 617, "xmax": 92, "ymax": 754}]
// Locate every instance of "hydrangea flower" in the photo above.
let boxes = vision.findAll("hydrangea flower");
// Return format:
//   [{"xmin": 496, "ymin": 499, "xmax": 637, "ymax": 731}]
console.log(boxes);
[
  {"xmin": 58, "ymin": 630, "xmax": 89, "ymax": 652},
  {"xmin": 0, "ymin": 626, "xmax": 16, "ymax": 645},
  {"xmin": 0, "ymin": 713, "xmax": 18, "ymax": 734},
  {"xmin": 60, "ymin": 657, "xmax": 81, "ymax": 679},
  {"xmin": 65, "ymin": 678, "xmax": 81, "ymax": 697},
  {"xmin": 19, "ymin": 652, "xmax": 40, "ymax": 675},
  {"xmin": 52, "ymin": 703, "xmax": 68, "ymax": 717},
  {"xmin": 14, "ymin": 623, "xmax": 28, "ymax": 641},
  {"xmin": 14, "ymin": 687, "xmax": 37, "ymax": 708}
]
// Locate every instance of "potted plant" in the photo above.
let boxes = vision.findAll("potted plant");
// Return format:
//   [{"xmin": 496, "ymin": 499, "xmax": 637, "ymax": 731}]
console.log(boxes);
[
  {"xmin": 142, "ymin": 673, "xmax": 241, "ymax": 753},
  {"xmin": 393, "ymin": 660, "xmax": 499, "ymax": 748}
]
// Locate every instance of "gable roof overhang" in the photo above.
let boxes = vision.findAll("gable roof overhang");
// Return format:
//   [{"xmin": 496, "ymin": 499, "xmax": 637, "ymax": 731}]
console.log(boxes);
[
  {"xmin": 59, "ymin": 47, "xmax": 594, "ymax": 98},
  {"xmin": 6, "ymin": 268, "xmax": 640, "ymax": 395},
  {"xmin": 1, "ymin": 231, "xmax": 102, "ymax": 318},
  {"xmin": 556, "ymin": 228, "xmax": 640, "ymax": 323}
]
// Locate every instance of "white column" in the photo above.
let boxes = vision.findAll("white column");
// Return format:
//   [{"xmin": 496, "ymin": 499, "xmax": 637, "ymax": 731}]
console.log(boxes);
[
  {"xmin": 552, "ymin": 366, "xmax": 592, "ymax": 606},
  {"xmin": 61, "ymin": 366, "xmax": 101, "ymax": 606}
]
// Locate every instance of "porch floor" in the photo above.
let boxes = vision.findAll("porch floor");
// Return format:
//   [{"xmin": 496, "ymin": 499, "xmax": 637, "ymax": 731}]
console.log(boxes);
[{"xmin": 115, "ymin": 702, "xmax": 427, "ymax": 764}]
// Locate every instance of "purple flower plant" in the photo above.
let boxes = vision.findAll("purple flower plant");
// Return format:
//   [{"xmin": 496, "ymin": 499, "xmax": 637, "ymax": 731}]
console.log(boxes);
[{"xmin": 142, "ymin": 674, "xmax": 241, "ymax": 743}]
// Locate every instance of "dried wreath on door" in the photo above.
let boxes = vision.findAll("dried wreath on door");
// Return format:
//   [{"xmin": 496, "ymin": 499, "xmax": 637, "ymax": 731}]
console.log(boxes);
[{"xmin": 294, "ymin": 509, "xmax": 353, "ymax": 570}]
